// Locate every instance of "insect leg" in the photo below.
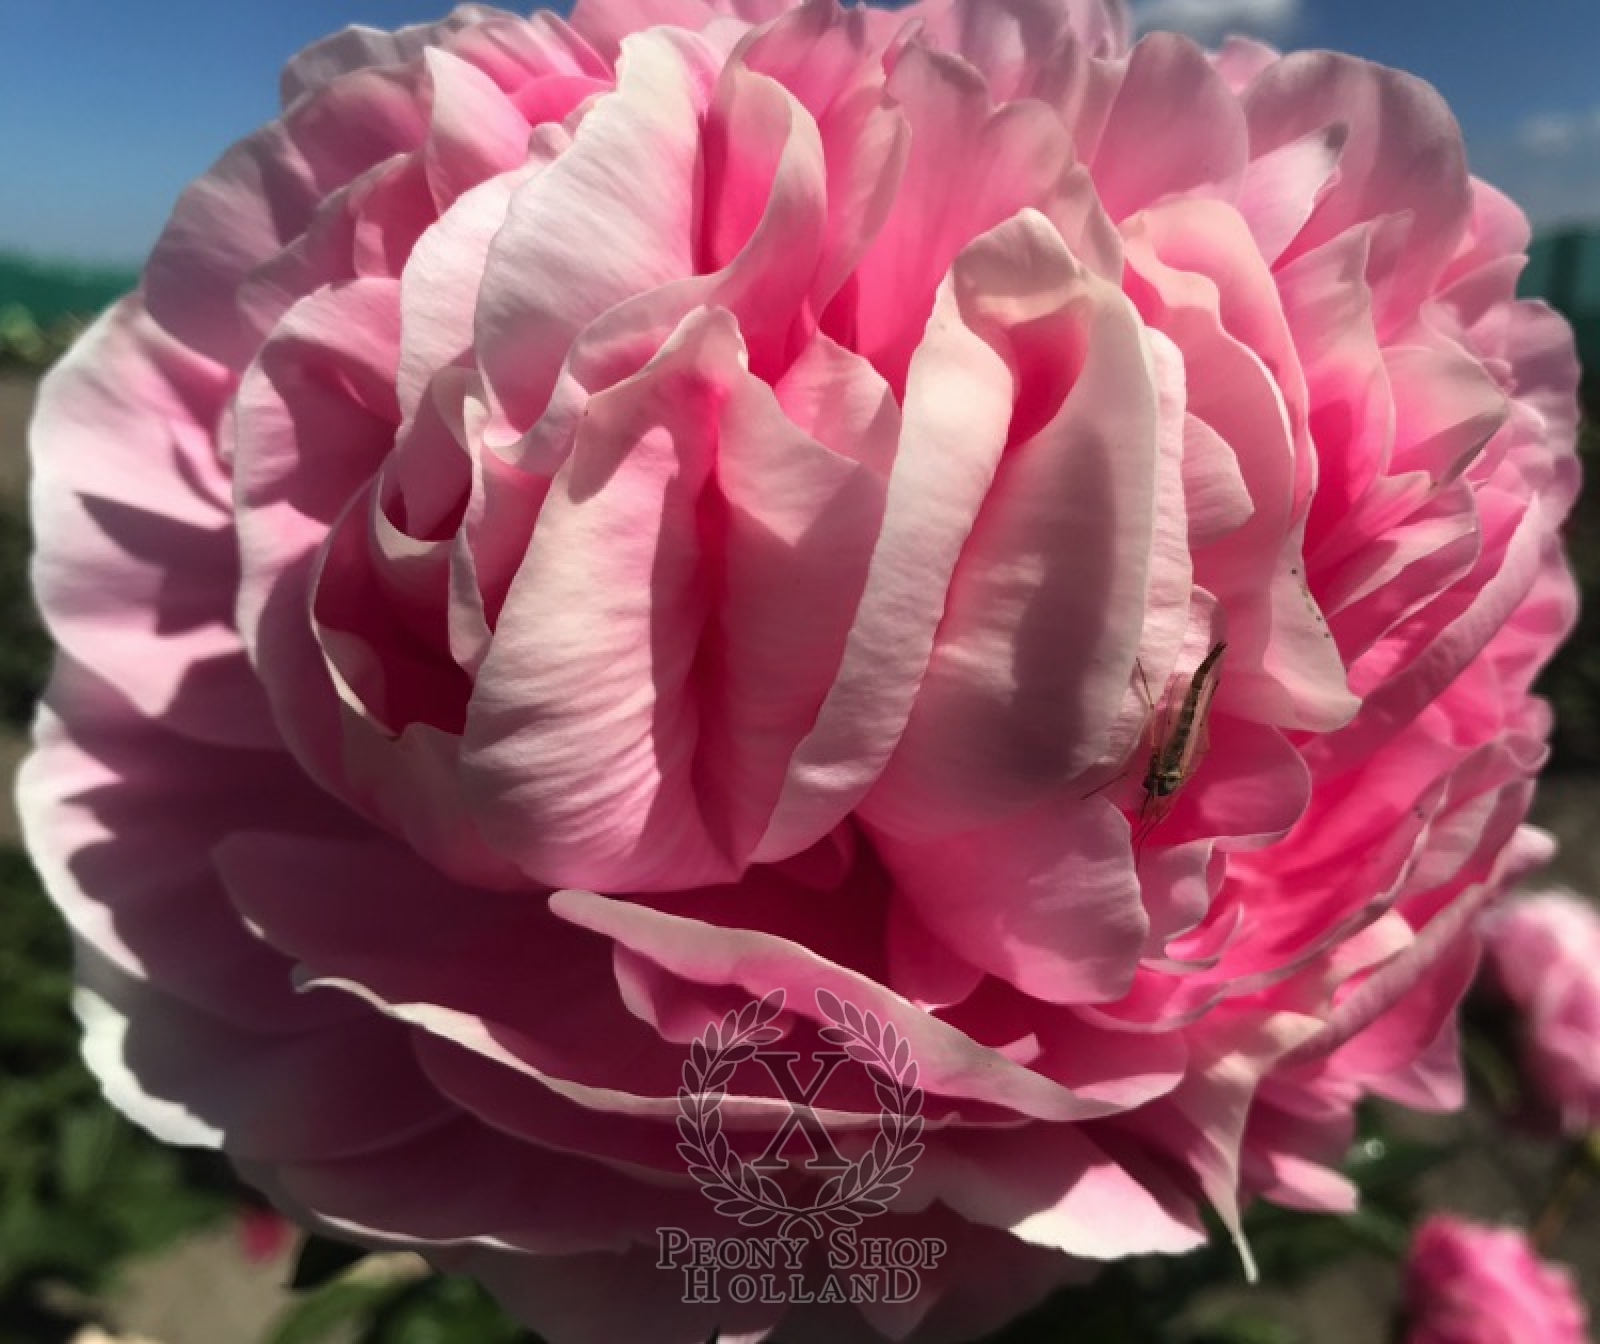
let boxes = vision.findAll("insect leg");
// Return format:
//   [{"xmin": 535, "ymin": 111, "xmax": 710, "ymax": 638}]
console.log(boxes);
[{"xmin": 1079, "ymin": 659, "xmax": 1156, "ymax": 801}]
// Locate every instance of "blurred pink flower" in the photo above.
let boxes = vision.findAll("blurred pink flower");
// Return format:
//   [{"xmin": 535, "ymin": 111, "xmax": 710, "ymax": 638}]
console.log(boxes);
[
  {"xmin": 1404, "ymin": 1215, "xmax": 1591, "ymax": 1344},
  {"xmin": 1482, "ymin": 890, "xmax": 1600, "ymax": 1134},
  {"xmin": 236, "ymin": 1204, "xmax": 297, "ymax": 1265},
  {"xmin": 21, "ymin": 0, "xmax": 1578, "ymax": 1338}
]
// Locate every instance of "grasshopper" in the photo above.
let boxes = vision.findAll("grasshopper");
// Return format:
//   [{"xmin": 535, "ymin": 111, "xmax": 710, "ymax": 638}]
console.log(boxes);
[{"xmin": 1132, "ymin": 641, "xmax": 1227, "ymax": 848}]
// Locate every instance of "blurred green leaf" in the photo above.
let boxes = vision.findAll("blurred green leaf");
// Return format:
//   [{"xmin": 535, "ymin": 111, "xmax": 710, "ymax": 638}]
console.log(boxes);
[
  {"xmin": 268, "ymin": 1277, "xmax": 409, "ymax": 1344},
  {"xmin": 0, "ymin": 504, "xmax": 52, "ymax": 730},
  {"xmin": 360, "ymin": 1274, "xmax": 534, "ymax": 1344},
  {"xmin": 55, "ymin": 1106, "xmax": 117, "ymax": 1201},
  {"xmin": 1344, "ymin": 1135, "xmax": 1454, "ymax": 1202},
  {"xmin": 1187, "ymin": 1312, "xmax": 1298, "ymax": 1344}
]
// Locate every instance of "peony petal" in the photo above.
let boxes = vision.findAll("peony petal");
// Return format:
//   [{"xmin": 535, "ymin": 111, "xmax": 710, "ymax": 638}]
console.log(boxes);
[
  {"xmin": 1124, "ymin": 202, "xmax": 1357, "ymax": 733},
  {"xmin": 1234, "ymin": 122, "xmax": 1346, "ymax": 265},
  {"xmin": 1088, "ymin": 33, "xmax": 1247, "ymax": 222},
  {"xmin": 20, "ymin": 660, "xmax": 352, "ymax": 1033},
  {"xmin": 551, "ymin": 887, "xmax": 1152, "ymax": 1122},
  {"xmin": 1125, "ymin": 1007, "xmax": 1322, "ymax": 1279},
  {"xmin": 419, "ymin": 48, "xmax": 541, "ymax": 212},
  {"xmin": 463, "ymin": 308, "xmax": 744, "ymax": 890},
  {"xmin": 29, "ymin": 299, "xmax": 272, "ymax": 748},
  {"xmin": 874, "ymin": 796, "xmax": 1146, "ymax": 1004},
  {"xmin": 1245, "ymin": 52, "xmax": 1472, "ymax": 332},
  {"xmin": 279, "ymin": 10, "xmax": 500, "ymax": 104},
  {"xmin": 395, "ymin": 161, "xmax": 544, "ymax": 433},
  {"xmin": 1384, "ymin": 340, "xmax": 1508, "ymax": 486},
  {"xmin": 750, "ymin": 216, "xmax": 1023, "ymax": 862},
  {"xmin": 144, "ymin": 122, "xmax": 320, "ymax": 369},
  {"xmin": 845, "ymin": 38, "xmax": 1081, "ymax": 391},
  {"xmin": 475, "ymin": 29, "xmax": 717, "ymax": 431},
  {"xmin": 926, "ymin": 1125, "xmax": 1204, "ymax": 1259},
  {"xmin": 232, "ymin": 278, "xmax": 400, "ymax": 769},
  {"xmin": 866, "ymin": 209, "xmax": 1167, "ymax": 832}
]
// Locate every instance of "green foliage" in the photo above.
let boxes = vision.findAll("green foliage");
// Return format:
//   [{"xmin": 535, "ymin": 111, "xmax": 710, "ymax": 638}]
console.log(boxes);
[
  {"xmin": 268, "ymin": 1275, "xmax": 413, "ymax": 1344},
  {"xmin": 0, "ymin": 501, "xmax": 52, "ymax": 730},
  {"xmin": 0, "ymin": 847, "xmax": 235, "ymax": 1338},
  {"xmin": 268, "ymin": 1265, "xmax": 535, "ymax": 1344},
  {"xmin": 355, "ymin": 1275, "xmax": 535, "ymax": 1344},
  {"xmin": 0, "ymin": 307, "xmax": 86, "ymax": 375}
]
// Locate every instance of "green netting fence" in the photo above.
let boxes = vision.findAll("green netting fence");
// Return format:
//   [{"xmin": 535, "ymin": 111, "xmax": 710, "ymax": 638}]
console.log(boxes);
[
  {"xmin": 1523, "ymin": 229, "xmax": 1600, "ymax": 409},
  {"xmin": 0, "ymin": 253, "xmax": 139, "ymax": 371}
]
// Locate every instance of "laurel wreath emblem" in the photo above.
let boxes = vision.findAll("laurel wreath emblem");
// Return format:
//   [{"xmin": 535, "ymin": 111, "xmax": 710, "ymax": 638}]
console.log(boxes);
[{"xmin": 676, "ymin": 988, "xmax": 926, "ymax": 1239}]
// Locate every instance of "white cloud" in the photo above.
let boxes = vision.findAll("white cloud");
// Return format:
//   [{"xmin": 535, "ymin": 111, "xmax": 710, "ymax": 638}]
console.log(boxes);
[
  {"xmin": 1474, "ymin": 106, "xmax": 1600, "ymax": 229},
  {"xmin": 1131, "ymin": 0, "xmax": 1301, "ymax": 44},
  {"xmin": 1513, "ymin": 107, "xmax": 1600, "ymax": 158}
]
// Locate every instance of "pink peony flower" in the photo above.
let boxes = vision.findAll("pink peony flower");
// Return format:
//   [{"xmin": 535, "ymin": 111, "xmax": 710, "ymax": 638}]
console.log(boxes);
[
  {"xmin": 1403, "ymin": 1215, "xmax": 1591, "ymax": 1344},
  {"xmin": 20, "ymin": 0, "xmax": 1579, "ymax": 1338},
  {"xmin": 1482, "ymin": 890, "xmax": 1600, "ymax": 1134}
]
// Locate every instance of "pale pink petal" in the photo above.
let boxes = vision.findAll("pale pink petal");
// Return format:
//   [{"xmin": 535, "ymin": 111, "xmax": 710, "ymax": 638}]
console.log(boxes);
[
  {"xmin": 144, "ymin": 122, "xmax": 319, "ymax": 368},
  {"xmin": 567, "ymin": 0, "xmax": 786, "ymax": 63},
  {"xmin": 1234, "ymin": 123, "xmax": 1346, "ymax": 264},
  {"xmin": 735, "ymin": 2, "xmax": 913, "ymax": 313},
  {"xmin": 750, "ymin": 217, "xmax": 1029, "ymax": 862},
  {"xmin": 1125, "ymin": 1007, "xmax": 1322, "ymax": 1278},
  {"xmin": 232, "ymin": 279, "xmax": 400, "ymax": 776},
  {"xmin": 1245, "ymin": 52, "xmax": 1473, "ymax": 332},
  {"xmin": 913, "ymin": 0, "xmax": 1132, "ymax": 100},
  {"xmin": 29, "ymin": 300, "xmax": 271, "ymax": 748},
  {"xmin": 279, "ymin": 10, "xmax": 501, "ymax": 104},
  {"xmin": 1089, "ymin": 33, "xmax": 1247, "ymax": 222},
  {"xmin": 1385, "ymin": 341, "xmax": 1508, "ymax": 485},
  {"xmin": 419, "ymin": 48, "xmax": 540, "ymax": 210},
  {"xmin": 867, "ymin": 210, "xmax": 1167, "ymax": 831},
  {"xmin": 1209, "ymin": 35, "xmax": 1277, "ymax": 92},
  {"xmin": 846, "ymin": 40, "xmax": 1081, "ymax": 391},
  {"xmin": 921, "ymin": 1124, "xmax": 1204, "ymax": 1258},
  {"xmin": 875, "ymin": 797, "xmax": 1145, "ymax": 1004},
  {"xmin": 475, "ymin": 30, "xmax": 717, "ymax": 430},
  {"xmin": 20, "ymin": 663, "xmax": 348, "ymax": 1033},
  {"xmin": 463, "ymin": 309, "xmax": 744, "ymax": 890},
  {"xmin": 550, "ymin": 888, "xmax": 1151, "ymax": 1122}
]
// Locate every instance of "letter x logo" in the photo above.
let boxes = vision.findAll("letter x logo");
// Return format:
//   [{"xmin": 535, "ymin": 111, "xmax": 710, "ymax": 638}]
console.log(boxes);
[{"xmin": 749, "ymin": 1049, "xmax": 852, "ymax": 1173}]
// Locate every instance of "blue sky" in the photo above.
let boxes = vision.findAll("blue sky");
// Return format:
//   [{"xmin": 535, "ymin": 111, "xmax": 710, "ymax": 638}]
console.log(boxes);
[{"xmin": 3, "ymin": 0, "xmax": 1598, "ymax": 264}]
